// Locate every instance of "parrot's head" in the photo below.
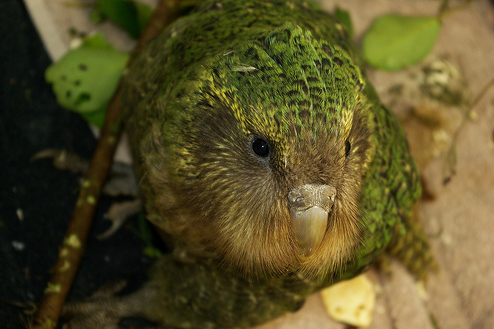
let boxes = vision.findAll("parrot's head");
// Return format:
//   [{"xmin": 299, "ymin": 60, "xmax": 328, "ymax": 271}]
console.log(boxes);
[{"xmin": 145, "ymin": 23, "xmax": 375, "ymax": 279}]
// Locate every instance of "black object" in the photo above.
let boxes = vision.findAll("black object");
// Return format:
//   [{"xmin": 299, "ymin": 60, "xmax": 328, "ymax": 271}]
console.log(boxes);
[{"xmin": 0, "ymin": 1, "xmax": 154, "ymax": 327}]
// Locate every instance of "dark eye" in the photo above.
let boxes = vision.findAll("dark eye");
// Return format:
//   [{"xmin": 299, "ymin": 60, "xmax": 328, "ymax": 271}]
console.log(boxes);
[
  {"xmin": 252, "ymin": 138, "xmax": 270, "ymax": 157},
  {"xmin": 345, "ymin": 139, "xmax": 351, "ymax": 157}
]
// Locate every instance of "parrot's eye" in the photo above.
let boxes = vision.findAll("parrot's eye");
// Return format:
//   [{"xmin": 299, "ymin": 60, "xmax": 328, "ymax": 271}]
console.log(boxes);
[
  {"xmin": 345, "ymin": 139, "xmax": 351, "ymax": 157},
  {"xmin": 252, "ymin": 138, "xmax": 270, "ymax": 157}
]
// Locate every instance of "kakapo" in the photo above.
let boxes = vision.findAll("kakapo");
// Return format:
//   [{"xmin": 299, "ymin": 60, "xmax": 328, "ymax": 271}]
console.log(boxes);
[{"xmin": 64, "ymin": 1, "xmax": 434, "ymax": 328}]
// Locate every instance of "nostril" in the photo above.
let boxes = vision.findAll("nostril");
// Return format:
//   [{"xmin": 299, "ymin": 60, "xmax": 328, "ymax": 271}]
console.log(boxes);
[
  {"xmin": 288, "ymin": 190, "xmax": 302, "ymax": 203},
  {"xmin": 288, "ymin": 184, "xmax": 337, "ymax": 212},
  {"xmin": 323, "ymin": 186, "xmax": 337, "ymax": 203}
]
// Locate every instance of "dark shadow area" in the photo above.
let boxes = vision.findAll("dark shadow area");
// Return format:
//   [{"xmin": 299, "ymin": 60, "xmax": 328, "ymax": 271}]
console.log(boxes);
[{"xmin": 0, "ymin": 1, "xmax": 157, "ymax": 327}]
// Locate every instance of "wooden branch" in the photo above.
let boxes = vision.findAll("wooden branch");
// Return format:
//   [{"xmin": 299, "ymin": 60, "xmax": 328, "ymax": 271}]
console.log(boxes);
[{"xmin": 31, "ymin": 1, "xmax": 180, "ymax": 328}]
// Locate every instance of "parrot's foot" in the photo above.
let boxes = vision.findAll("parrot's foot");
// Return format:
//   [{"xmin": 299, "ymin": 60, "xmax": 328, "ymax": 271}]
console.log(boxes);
[
  {"xmin": 320, "ymin": 273, "xmax": 376, "ymax": 327},
  {"xmin": 31, "ymin": 149, "xmax": 89, "ymax": 174},
  {"xmin": 31, "ymin": 149, "xmax": 139, "ymax": 196},
  {"xmin": 32, "ymin": 149, "xmax": 142, "ymax": 239},
  {"xmin": 98, "ymin": 199, "xmax": 142, "ymax": 240},
  {"xmin": 62, "ymin": 280, "xmax": 157, "ymax": 329}
]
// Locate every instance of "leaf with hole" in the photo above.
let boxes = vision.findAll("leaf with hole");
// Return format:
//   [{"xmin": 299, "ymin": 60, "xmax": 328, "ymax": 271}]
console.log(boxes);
[{"xmin": 45, "ymin": 33, "xmax": 129, "ymax": 127}]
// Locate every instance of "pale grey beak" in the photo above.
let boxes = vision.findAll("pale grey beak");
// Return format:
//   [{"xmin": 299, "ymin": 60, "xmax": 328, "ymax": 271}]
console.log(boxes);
[{"xmin": 288, "ymin": 184, "xmax": 337, "ymax": 258}]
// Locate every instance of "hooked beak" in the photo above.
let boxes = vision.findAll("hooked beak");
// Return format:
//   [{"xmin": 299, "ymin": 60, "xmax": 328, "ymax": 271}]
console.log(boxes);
[{"xmin": 288, "ymin": 184, "xmax": 336, "ymax": 258}]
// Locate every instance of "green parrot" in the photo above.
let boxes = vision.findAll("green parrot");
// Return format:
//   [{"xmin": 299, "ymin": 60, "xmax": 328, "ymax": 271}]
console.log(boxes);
[{"xmin": 63, "ymin": 0, "xmax": 435, "ymax": 328}]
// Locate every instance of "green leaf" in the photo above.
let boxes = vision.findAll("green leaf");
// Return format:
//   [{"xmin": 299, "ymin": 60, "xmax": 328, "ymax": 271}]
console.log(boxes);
[
  {"xmin": 79, "ymin": 104, "xmax": 108, "ymax": 127},
  {"xmin": 97, "ymin": 0, "xmax": 139, "ymax": 38},
  {"xmin": 362, "ymin": 15, "xmax": 441, "ymax": 70},
  {"xmin": 89, "ymin": 7, "xmax": 106, "ymax": 25},
  {"xmin": 334, "ymin": 7, "xmax": 354, "ymax": 40},
  {"xmin": 80, "ymin": 32, "xmax": 114, "ymax": 49},
  {"xmin": 45, "ymin": 33, "xmax": 129, "ymax": 127},
  {"xmin": 134, "ymin": 1, "xmax": 153, "ymax": 33},
  {"xmin": 143, "ymin": 246, "xmax": 163, "ymax": 259},
  {"xmin": 96, "ymin": 0, "xmax": 152, "ymax": 39}
]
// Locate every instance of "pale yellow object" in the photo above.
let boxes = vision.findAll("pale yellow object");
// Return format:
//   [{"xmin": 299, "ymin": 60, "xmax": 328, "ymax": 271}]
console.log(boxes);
[{"xmin": 320, "ymin": 274, "xmax": 376, "ymax": 327}]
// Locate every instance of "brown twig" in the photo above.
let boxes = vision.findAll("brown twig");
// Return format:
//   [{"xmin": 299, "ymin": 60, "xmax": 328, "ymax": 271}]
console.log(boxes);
[
  {"xmin": 442, "ymin": 77, "xmax": 494, "ymax": 185},
  {"xmin": 31, "ymin": 1, "xmax": 181, "ymax": 328}
]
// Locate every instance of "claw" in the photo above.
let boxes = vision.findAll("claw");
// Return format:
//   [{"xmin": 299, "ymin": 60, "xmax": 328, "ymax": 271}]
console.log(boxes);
[
  {"xmin": 98, "ymin": 200, "xmax": 142, "ymax": 240},
  {"xmin": 31, "ymin": 149, "xmax": 89, "ymax": 174},
  {"xmin": 103, "ymin": 161, "xmax": 139, "ymax": 197},
  {"xmin": 0, "ymin": 299, "xmax": 37, "ymax": 315},
  {"xmin": 62, "ymin": 284, "xmax": 158, "ymax": 329},
  {"xmin": 90, "ymin": 279, "xmax": 129, "ymax": 299}
]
